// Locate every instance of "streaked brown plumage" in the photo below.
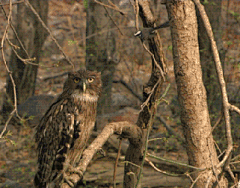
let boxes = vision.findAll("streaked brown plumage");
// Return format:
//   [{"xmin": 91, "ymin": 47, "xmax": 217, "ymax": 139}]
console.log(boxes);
[{"xmin": 34, "ymin": 69, "xmax": 102, "ymax": 188}]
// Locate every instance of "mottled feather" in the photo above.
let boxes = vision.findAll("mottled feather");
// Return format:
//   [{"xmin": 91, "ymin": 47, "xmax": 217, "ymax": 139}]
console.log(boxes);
[{"xmin": 34, "ymin": 69, "xmax": 102, "ymax": 188}]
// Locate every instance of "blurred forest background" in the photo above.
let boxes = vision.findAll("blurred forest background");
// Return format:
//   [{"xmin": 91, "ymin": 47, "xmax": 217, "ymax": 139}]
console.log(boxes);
[{"xmin": 0, "ymin": 0, "xmax": 239, "ymax": 187}]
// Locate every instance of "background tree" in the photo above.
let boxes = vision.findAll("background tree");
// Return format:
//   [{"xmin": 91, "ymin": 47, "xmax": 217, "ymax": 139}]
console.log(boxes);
[
  {"xmin": 86, "ymin": 0, "xmax": 117, "ymax": 114},
  {"xmin": 2, "ymin": 0, "xmax": 48, "ymax": 114}
]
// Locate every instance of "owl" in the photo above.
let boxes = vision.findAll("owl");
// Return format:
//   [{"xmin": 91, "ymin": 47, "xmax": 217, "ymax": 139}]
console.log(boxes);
[{"xmin": 34, "ymin": 69, "xmax": 102, "ymax": 188}]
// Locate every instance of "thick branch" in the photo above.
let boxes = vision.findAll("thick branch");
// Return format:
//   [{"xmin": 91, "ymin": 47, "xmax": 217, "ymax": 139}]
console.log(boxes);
[{"xmin": 62, "ymin": 121, "xmax": 141, "ymax": 187}]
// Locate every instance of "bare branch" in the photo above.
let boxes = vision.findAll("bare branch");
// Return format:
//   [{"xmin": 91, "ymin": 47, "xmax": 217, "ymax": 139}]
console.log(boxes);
[
  {"xmin": 1, "ymin": 3, "xmax": 32, "ymax": 60},
  {"xmin": 134, "ymin": 0, "xmax": 139, "ymax": 31},
  {"xmin": 94, "ymin": 0, "xmax": 126, "ymax": 15},
  {"xmin": 192, "ymin": 0, "xmax": 233, "ymax": 169},
  {"xmin": 0, "ymin": 109, "xmax": 15, "ymax": 138},
  {"xmin": 24, "ymin": 0, "xmax": 75, "ymax": 69},
  {"xmin": 229, "ymin": 104, "xmax": 240, "ymax": 115},
  {"xmin": 142, "ymin": 42, "xmax": 165, "ymax": 81},
  {"xmin": 147, "ymin": 153, "xmax": 204, "ymax": 171},
  {"xmin": 103, "ymin": 5, "xmax": 124, "ymax": 36},
  {"xmin": 0, "ymin": 0, "xmax": 24, "ymax": 6},
  {"xmin": 145, "ymin": 157, "xmax": 183, "ymax": 177},
  {"xmin": 140, "ymin": 77, "xmax": 161, "ymax": 111},
  {"xmin": 0, "ymin": 0, "xmax": 20, "ymax": 138},
  {"xmin": 113, "ymin": 79, "xmax": 143, "ymax": 102}
]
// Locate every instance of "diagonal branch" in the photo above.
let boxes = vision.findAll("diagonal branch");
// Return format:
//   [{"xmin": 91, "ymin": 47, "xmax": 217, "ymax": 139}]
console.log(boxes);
[
  {"xmin": 94, "ymin": 0, "xmax": 126, "ymax": 15},
  {"xmin": 24, "ymin": 0, "xmax": 75, "ymax": 69},
  {"xmin": 0, "ymin": 0, "xmax": 24, "ymax": 6},
  {"xmin": 61, "ymin": 121, "xmax": 141, "ymax": 187}
]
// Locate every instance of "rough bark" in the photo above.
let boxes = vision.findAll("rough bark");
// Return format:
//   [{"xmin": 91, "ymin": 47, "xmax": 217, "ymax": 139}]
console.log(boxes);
[
  {"xmin": 124, "ymin": 0, "xmax": 166, "ymax": 187},
  {"xmin": 3, "ymin": 0, "xmax": 48, "ymax": 113},
  {"xmin": 86, "ymin": 0, "xmax": 117, "ymax": 114},
  {"xmin": 166, "ymin": 0, "xmax": 228, "ymax": 187}
]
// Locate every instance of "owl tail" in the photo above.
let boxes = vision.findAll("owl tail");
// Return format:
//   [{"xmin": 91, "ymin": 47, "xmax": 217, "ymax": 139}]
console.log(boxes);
[{"xmin": 34, "ymin": 172, "xmax": 60, "ymax": 188}]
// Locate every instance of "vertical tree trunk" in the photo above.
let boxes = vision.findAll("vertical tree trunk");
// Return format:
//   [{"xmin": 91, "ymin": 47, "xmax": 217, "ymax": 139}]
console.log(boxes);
[
  {"xmin": 3, "ymin": 0, "xmax": 48, "ymax": 113},
  {"xmin": 166, "ymin": 0, "xmax": 228, "ymax": 187},
  {"xmin": 124, "ymin": 0, "xmax": 166, "ymax": 187},
  {"xmin": 86, "ymin": 0, "xmax": 117, "ymax": 114}
]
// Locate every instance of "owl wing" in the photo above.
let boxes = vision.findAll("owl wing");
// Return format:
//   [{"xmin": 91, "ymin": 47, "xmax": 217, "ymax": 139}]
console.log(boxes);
[{"xmin": 34, "ymin": 97, "xmax": 77, "ymax": 188}]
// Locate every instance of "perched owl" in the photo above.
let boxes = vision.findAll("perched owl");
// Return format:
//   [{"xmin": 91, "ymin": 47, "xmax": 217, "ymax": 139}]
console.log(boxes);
[{"xmin": 34, "ymin": 69, "xmax": 102, "ymax": 188}]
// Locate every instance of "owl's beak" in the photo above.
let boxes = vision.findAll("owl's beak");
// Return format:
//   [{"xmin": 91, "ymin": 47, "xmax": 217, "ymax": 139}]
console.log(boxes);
[
  {"xmin": 77, "ymin": 80, "xmax": 87, "ymax": 93},
  {"xmin": 83, "ymin": 82, "xmax": 86, "ymax": 93}
]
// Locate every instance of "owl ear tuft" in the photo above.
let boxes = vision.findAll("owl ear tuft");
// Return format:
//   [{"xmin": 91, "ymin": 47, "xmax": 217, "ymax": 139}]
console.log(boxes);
[{"xmin": 68, "ymin": 72, "xmax": 75, "ymax": 77}]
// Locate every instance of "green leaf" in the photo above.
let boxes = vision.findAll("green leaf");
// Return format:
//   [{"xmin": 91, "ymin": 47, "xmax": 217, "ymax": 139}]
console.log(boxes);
[
  {"xmin": 202, "ymin": 0, "xmax": 209, "ymax": 5},
  {"xmin": 83, "ymin": 0, "xmax": 88, "ymax": 9}
]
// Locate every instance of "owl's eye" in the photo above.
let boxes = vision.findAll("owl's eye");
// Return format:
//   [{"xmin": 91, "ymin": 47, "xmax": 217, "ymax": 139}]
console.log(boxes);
[
  {"xmin": 73, "ymin": 77, "xmax": 80, "ymax": 83},
  {"xmin": 88, "ymin": 77, "xmax": 95, "ymax": 83}
]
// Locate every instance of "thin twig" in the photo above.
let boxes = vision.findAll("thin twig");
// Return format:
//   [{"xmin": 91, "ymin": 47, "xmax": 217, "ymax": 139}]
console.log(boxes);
[
  {"xmin": 211, "ymin": 111, "xmax": 223, "ymax": 132},
  {"xmin": 0, "ymin": 110, "xmax": 15, "ymax": 138},
  {"xmin": 103, "ymin": 6, "xmax": 124, "ymax": 35},
  {"xmin": 145, "ymin": 157, "xmax": 183, "ymax": 177},
  {"xmin": 147, "ymin": 153, "xmax": 204, "ymax": 171},
  {"xmin": 108, "ymin": 0, "xmax": 125, "ymax": 15},
  {"xmin": 135, "ymin": 103, "xmax": 155, "ymax": 188},
  {"xmin": 8, "ymin": 43, "xmax": 36, "ymax": 64},
  {"xmin": 140, "ymin": 77, "xmax": 161, "ymax": 111},
  {"xmin": 1, "ymin": 4, "xmax": 32, "ymax": 59},
  {"xmin": 94, "ymin": 0, "xmax": 126, "ymax": 15},
  {"xmin": 142, "ymin": 43, "xmax": 165, "ymax": 81},
  {"xmin": 24, "ymin": 0, "xmax": 75, "ymax": 69},
  {"xmin": 0, "ymin": 0, "xmax": 20, "ymax": 138},
  {"xmin": 0, "ymin": 0, "xmax": 24, "ymax": 6},
  {"xmin": 122, "ymin": 161, "xmax": 141, "ymax": 169},
  {"xmin": 113, "ymin": 79, "xmax": 143, "ymax": 102},
  {"xmin": 189, "ymin": 172, "xmax": 203, "ymax": 188}
]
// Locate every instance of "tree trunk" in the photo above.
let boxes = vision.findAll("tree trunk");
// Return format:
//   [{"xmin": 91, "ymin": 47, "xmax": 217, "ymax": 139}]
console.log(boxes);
[
  {"xmin": 124, "ymin": 0, "xmax": 166, "ymax": 187},
  {"xmin": 86, "ymin": 0, "xmax": 117, "ymax": 115},
  {"xmin": 197, "ymin": 0, "xmax": 225, "ymax": 119},
  {"xmin": 166, "ymin": 0, "xmax": 228, "ymax": 187},
  {"xmin": 3, "ymin": 0, "xmax": 48, "ymax": 113}
]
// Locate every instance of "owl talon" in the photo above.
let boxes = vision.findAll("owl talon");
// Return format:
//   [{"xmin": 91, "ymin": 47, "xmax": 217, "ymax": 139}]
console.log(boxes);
[
  {"xmin": 63, "ymin": 172, "xmax": 75, "ymax": 187},
  {"xmin": 68, "ymin": 166, "xmax": 83, "ymax": 178},
  {"xmin": 64, "ymin": 177, "xmax": 74, "ymax": 188},
  {"xmin": 62, "ymin": 166, "xmax": 83, "ymax": 187}
]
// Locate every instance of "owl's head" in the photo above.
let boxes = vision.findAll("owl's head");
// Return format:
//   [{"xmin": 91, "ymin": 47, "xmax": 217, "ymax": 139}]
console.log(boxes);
[{"xmin": 63, "ymin": 69, "xmax": 102, "ymax": 102}]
